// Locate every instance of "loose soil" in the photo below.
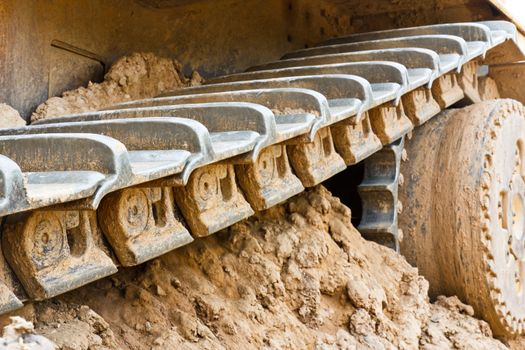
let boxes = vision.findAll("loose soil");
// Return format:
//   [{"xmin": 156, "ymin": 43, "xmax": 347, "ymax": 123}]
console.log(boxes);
[
  {"xmin": 31, "ymin": 52, "xmax": 202, "ymax": 122},
  {"xmin": 1, "ymin": 187, "xmax": 514, "ymax": 350}
]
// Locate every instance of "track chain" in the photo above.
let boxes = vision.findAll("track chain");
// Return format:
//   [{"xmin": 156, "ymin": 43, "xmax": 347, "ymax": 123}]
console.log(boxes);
[{"xmin": 0, "ymin": 21, "xmax": 519, "ymax": 329}]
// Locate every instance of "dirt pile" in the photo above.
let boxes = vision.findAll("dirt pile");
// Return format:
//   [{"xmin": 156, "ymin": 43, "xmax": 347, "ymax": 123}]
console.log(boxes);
[
  {"xmin": 23, "ymin": 187, "xmax": 508, "ymax": 349},
  {"xmin": 33, "ymin": 304, "xmax": 118, "ymax": 350},
  {"xmin": 31, "ymin": 52, "xmax": 203, "ymax": 122},
  {"xmin": 11, "ymin": 52, "xmax": 515, "ymax": 349}
]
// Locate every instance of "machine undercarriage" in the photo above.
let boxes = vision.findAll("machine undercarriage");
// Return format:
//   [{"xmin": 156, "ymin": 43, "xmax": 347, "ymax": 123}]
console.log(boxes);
[{"xmin": 0, "ymin": 1, "xmax": 524, "ymax": 339}]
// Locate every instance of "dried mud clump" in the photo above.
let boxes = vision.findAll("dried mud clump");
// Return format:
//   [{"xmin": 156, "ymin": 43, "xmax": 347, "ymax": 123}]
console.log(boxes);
[
  {"xmin": 25, "ymin": 187, "xmax": 508, "ymax": 349},
  {"xmin": 31, "ymin": 52, "xmax": 203, "ymax": 122},
  {"xmin": 34, "ymin": 303, "xmax": 117, "ymax": 350},
  {"xmin": 0, "ymin": 104, "xmax": 26, "ymax": 128},
  {"xmin": 420, "ymin": 296, "xmax": 506, "ymax": 350},
  {"xmin": 0, "ymin": 316, "xmax": 55, "ymax": 349}
]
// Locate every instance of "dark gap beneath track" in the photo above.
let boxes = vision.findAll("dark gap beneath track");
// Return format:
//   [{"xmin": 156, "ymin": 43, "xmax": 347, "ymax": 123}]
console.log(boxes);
[{"xmin": 323, "ymin": 161, "xmax": 364, "ymax": 227}]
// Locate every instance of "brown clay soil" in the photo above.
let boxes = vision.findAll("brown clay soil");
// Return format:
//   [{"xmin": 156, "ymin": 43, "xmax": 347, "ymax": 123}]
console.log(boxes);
[
  {"xmin": 0, "ymin": 52, "xmax": 520, "ymax": 349},
  {"xmin": 0, "ymin": 187, "xmax": 517, "ymax": 350},
  {"xmin": 31, "ymin": 52, "xmax": 202, "ymax": 122},
  {"xmin": 0, "ymin": 104, "xmax": 26, "ymax": 128}
]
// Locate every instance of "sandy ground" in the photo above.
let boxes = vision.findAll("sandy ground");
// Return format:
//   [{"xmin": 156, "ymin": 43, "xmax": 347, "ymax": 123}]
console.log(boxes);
[{"xmin": 0, "ymin": 187, "xmax": 513, "ymax": 350}]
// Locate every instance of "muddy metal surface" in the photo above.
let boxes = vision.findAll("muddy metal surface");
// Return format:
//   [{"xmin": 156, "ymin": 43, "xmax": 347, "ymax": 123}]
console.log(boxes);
[{"xmin": 0, "ymin": 44, "xmax": 523, "ymax": 348}]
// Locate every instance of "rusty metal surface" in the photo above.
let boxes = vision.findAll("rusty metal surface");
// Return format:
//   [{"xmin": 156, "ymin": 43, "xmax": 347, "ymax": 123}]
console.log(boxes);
[
  {"xmin": 331, "ymin": 115, "xmax": 382, "ymax": 165},
  {"xmin": 236, "ymin": 144, "xmax": 304, "ymax": 210},
  {"xmin": 368, "ymin": 103, "xmax": 413, "ymax": 145},
  {"xmin": 287, "ymin": 127, "xmax": 347, "ymax": 186}
]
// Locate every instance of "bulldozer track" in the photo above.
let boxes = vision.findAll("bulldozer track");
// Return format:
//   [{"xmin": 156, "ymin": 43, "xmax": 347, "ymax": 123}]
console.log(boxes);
[{"xmin": 0, "ymin": 20, "xmax": 522, "ymax": 335}]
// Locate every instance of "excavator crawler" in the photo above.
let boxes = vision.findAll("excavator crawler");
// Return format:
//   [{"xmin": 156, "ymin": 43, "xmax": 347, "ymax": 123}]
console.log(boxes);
[{"xmin": 0, "ymin": 0, "xmax": 524, "ymax": 339}]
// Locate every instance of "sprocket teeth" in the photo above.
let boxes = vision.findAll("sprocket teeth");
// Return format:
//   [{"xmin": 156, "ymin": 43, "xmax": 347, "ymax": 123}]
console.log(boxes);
[
  {"xmin": 484, "ymin": 154, "xmax": 493, "ymax": 169},
  {"xmin": 487, "ymin": 261, "xmax": 497, "ymax": 277},
  {"xmin": 481, "ymin": 195, "xmax": 491, "ymax": 210},
  {"xmin": 478, "ymin": 99, "xmax": 525, "ymax": 336},
  {"xmin": 480, "ymin": 171, "xmax": 492, "ymax": 190}
]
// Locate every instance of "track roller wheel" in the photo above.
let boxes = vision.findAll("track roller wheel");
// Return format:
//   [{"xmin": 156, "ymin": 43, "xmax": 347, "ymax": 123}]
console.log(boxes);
[{"xmin": 399, "ymin": 99, "xmax": 525, "ymax": 337}]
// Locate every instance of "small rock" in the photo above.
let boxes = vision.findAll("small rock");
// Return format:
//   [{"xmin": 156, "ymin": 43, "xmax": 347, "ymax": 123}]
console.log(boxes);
[
  {"xmin": 157, "ymin": 285, "xmax": 167, "ymax": 297},
  {"xmin": 171, "ymin": 278, "xmax": 181, "ymax": 289}
]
